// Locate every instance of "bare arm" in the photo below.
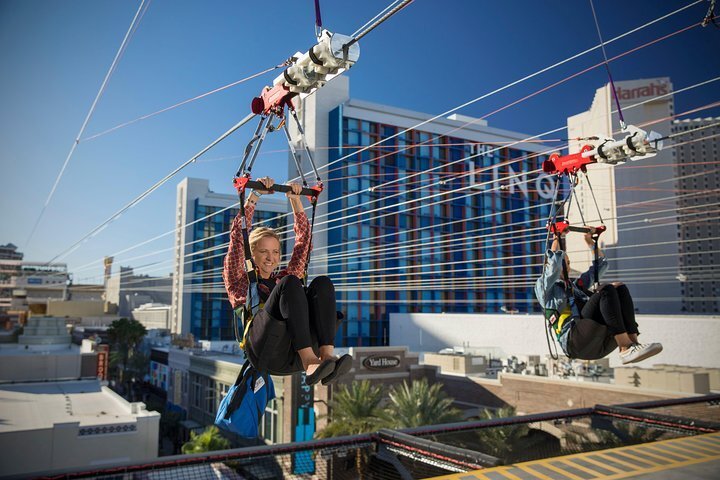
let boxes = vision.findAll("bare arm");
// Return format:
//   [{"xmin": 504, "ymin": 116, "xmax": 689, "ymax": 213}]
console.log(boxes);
[
  {"xmin": 584, "ymin": 229, "xmax": 604, "ymax": 257},
  {"xmin": 551, "ymin": 236, "xmax": 561, "ymax": 252}
]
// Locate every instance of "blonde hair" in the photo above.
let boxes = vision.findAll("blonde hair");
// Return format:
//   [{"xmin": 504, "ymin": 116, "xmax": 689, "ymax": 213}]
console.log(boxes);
[{"xmin": 249, "ymin": 227, "xmax": 281, "ymax": 253}]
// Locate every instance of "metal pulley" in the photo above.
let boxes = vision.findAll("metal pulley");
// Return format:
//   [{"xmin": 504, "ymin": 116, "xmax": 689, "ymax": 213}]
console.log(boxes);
[
  {"xmin": 590, "ymin": 125, "xmax": 663, "ymax": 165},
  {"xmin": 281, "ymin": 30, "xmax": 360, "ymax": 94},
  {"xmin": 543, "ymin": 125, "xmax": 664, "ymax": 175},
  {"xmin": 251, "ymin": 30, "xmax": 360, "ymax": 116}
]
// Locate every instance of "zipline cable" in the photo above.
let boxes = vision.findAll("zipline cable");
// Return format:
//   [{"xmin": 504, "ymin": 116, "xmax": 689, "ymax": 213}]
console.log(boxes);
[
  {"xmin": 47, "ymin": 112, "xmax": 257, "ymax": 265},
  {"xmin": 301, "ymin": 75, "xmax": 717, "ymax": 235},
  {"xmin": 66, "ymin": 122, "xmax": 706, "ymax": 280},
  {"xmin": 92, "ymin": 216, "xmax": 720, "ymax": 291},
  {"xmin": 64, "ymin": 68, "xmax": 720, "ymax": 278},
  {"xmin": 589, "ymin": 0, "xmax": 627, "ymax": 130},
  {"xmin": 314, "ymin": 0, "xmax": 704, "ymax": 176},
  {"xmin": 79, "ymin": 196, "xmax": 720, "ymax": 286},
  {"xmin": 352, "ymin": 0, "xmax": 405, "ymax": 38},
  {"xmin": 68, "ymin": 76, "xmax": 720, "ymax": 276},
  {"xmin": 25, "ymin": 0, "xmax": 151, "ymax": 248},
  {"xmin": 81, "ymin": 62, "xmax": 291, "ymax": 143},
  {"xmin": 344, "ymin": 0, "xmax": 413, "ymax": 47},
  {"xmin": 58, "ymin": 13, "xmax": 713, "ymax": 273},
  {"xmin": 43, "ymin": 0, "xmax": 415, "ymax": 267}
]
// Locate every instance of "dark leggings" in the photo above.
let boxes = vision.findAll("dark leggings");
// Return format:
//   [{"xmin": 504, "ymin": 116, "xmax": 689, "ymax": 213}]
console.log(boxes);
[
  {"xmin": 580, "ymin": 283, "xmax": 639, "ymax": 336},
  {"xmin": 262, "ymin": 275, "xmax": 337, "ymax": 350}
]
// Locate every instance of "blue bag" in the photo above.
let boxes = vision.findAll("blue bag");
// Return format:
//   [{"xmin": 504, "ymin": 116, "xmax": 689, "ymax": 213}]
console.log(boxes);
[{"xmin": 215, "ymin": 360, "xmax": 275, "ymax": 438}]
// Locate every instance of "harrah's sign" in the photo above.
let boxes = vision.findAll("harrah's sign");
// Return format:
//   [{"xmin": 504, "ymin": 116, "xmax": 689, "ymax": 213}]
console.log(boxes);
[{"xmin": 615, "ymin": 81, "xmax": 669, "ymax": 101}]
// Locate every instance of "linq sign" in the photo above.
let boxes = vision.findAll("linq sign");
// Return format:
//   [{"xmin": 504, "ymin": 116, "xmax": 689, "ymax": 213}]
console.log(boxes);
[{"xmin": 362, "ymin": 355, "xmax": 400, "ymax": 370}]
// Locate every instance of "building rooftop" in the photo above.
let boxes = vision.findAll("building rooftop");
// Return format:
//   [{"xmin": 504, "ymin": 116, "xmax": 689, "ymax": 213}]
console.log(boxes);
[
  {"xmin": 0, "ymin": 379, "xmax": 158, "ymax": 434},
  {"xmin": 343, "ymin": 98, "xmax": 549, "ymax": 153},
  {"xmin": 0, "ymin": 342, "xmax": 81, "ymax": 356},
  {"xmin": 672, "ymin": 116, "xmax": 720, "ymax": 123}
]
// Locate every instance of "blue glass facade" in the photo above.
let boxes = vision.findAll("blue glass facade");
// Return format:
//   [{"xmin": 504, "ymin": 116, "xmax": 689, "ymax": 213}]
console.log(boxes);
[
  {"xmin": 189, "ymin": 203, "xmax": 286, "ymax": 340},
  {"xmin": 327, "ymin": 106, "xmax": 550, "ymax": 347}
]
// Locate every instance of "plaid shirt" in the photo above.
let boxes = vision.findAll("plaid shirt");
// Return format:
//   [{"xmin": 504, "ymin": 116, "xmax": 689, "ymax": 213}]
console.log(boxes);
[{"xmin": 223, "ymin": 202, "xmax": 311, "ymax": 310}]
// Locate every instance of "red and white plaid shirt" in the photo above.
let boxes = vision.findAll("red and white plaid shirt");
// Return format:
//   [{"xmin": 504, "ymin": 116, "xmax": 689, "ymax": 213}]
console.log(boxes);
[{"xmin": 223, "ymin": 202, "xmax": 311, "ymax": 310}]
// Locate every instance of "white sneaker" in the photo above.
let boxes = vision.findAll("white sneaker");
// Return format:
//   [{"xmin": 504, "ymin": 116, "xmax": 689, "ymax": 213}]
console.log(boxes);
[{"xmin": 620, "ymin": 342, "xmax": 663, "ymax": 364}]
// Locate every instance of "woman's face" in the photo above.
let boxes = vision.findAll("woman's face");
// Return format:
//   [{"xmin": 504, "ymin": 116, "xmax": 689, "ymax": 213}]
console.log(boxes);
[{"xmin": 252, "ymin": 236, "xmax": 281, "ymax": 278}]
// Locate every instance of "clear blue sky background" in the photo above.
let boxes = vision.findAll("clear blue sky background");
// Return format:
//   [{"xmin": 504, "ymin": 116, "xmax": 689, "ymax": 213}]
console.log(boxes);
[{"xmin": 1, "ymin": 0, "xmax": 717, "ymax": 283}]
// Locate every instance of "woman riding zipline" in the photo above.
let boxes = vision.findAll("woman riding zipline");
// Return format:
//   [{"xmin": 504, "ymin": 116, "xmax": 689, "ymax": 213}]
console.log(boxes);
[
  {"xmin": 535, "ymin": 227, "xmax": 663, "ymax": 364},
  {"xmin": 223, "ymin": 176, "xmax": 352, "ymax": 385}
]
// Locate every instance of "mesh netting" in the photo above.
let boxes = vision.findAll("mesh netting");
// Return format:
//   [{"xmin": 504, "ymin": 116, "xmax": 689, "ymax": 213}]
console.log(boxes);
[
  {"xmin": 634, "ymin": 400, "xmax": 720, "ymax": 424},
  {"xmin": 70, "ymin": 442, "xmax": 377, "ymax": 479},
  {"xmin": 51, "ymin": 441, "xmax": 455, "ymax": 480},
  {"xmin": 38, "ymin": 397, "xmax": 719, "ymax": 480},
  {"xmin": 68, "ymin": 417, "xmax": 695, "ymax": 480},
  {"xmin": 422, "ymin": 414, "xmax": 695, "ymax": 465}
]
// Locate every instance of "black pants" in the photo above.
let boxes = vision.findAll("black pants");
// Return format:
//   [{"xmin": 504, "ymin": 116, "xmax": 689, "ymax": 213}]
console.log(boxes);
[
  {"xmin": 568, "ymin": 284, "xmax": 638, "ymax": 360},
  {"xmin": 580, "ymin": 284, "xmax": 639, "ymax": 336},
  {"xmin": 262, "ymin": 275, "xmax": 337, "ymax": 351}
]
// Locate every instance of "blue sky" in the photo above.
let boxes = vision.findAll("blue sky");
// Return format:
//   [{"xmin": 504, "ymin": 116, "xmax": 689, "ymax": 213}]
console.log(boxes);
[{"xmin": 1, "ymin": 0, "xmax": 717, "ymax": 282}]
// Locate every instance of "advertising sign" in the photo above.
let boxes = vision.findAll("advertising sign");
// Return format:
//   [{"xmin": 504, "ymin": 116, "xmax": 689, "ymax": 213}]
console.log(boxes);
[
  {"xmin": 96, "ymin": 344, "xmax": 110, "ymax": 380},
  {"xmin": 362, "ymin": 355, "xmax": 401, "ymax": 370}
]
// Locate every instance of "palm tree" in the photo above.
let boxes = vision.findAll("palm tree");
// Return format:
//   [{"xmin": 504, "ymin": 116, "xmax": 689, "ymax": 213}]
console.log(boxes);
[
  {"xmin": 467, "ymin": 407, "xmax": 531, "ymax": 462},
  {"xmin": 385, "ymin": 378, "xmax": 463, "ymax": 428},
  {"xmin": 107, "ymin": 318, "xmax": 147, "ymax": 392},
  {"xmin": 316, "ymin": 380, "xmax": 390, "ymax": 438},
  {"xmin": 182, "ymin": 426, "xmax": 231, "ymax": 454},
  {"xmin": 317, "ymin": 380, "xmax": 390, "ymax": 480},
  {"xmin": 127, "ymin": 350, "xmax": 150, "ymax": 381},
  {"xmin": 565, "ymin": 420, "xmax": 666, "ymax": 454}
]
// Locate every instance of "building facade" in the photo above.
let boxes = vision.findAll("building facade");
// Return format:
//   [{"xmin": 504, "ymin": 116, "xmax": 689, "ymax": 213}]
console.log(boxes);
[
  {"xmin": 105, "ymin": 265, "xmax": 172, "ymax": 318},
  {"xmin": 0, "ymin": 243, "xmax": 23, "ymax": 261},
  {"xmin": 0, "ymin": 380, "xmax": 159, "ymax": 478},
  {"xmin": 171, "ymin": 178, "xmax": 288, "ymax": 340},
  {"xmin": 566, "ymin": 77, "xmax": 682, "ymax": 313},
  {"xmin": 291, "ymin": 77, "xmax": 552, "ymax": 347},
  {"xmin": 132, "ymin": 302, "xmax": 171, "ymax": 330},
  {"xmin": 614, "ymin": 363, "xmax": 720, "ymax": 394},
  {"xmin": 0, "ymin": 314, "xmax": 158, "ymax": 478},
  {"xmin": 390, "ymin": 312, "xmax": 720, "ymax": 369},
  {"xmin": 0, "ymin": 316, "xmax": 99, "ymax": 382},
  {"xmin": 671, "ymin": 117, "xmax": 720, "ymax": 314},
  {"xmin": 0, "ymin": 259, "xmax": 68, "ymax": 312}
]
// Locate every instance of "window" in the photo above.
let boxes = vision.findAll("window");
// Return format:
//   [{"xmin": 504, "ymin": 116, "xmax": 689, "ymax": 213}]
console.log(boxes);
[
  {"xmin": 205, "ymin": 386, "xmax": 215, "ymax": 414},
  {"xmin": 192, "ymin": 378, "xmax": 202, "ymax": 408},
  {"xmin": 260, "ymin": 399, "xmax": 280, "ymax": 443}
]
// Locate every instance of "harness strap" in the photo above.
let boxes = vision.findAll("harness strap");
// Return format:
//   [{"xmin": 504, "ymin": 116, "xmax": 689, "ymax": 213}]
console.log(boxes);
[
  {"xmin": 314, "ymin": 0, "xmax": 323, "ymax": 37},
  {"xmin": 238, "ymin": 308, "xmax": 253, "ymax": 350},
  {"xmin": 224, "ymin": 359, "xmax": 252, "ymax": 419},
  {"xmin": 233, "ymin": 185, "xmax": 259, "ymax": 348},
  {"xmin": 541, "ymin": 176, "xmax": 569, "ymax": 361},
  {"xmin": 558, "ymin": 235, "xmax": 571, "ymax": 288},
  {"xmin": 302, "ymin": 196, "xmax": 318, "ymax": 286},
  {"xmin": 543, "ymin": 312, "xmax": 559, "ymax": 360},
  {"xmin": 592, "ymin": 232, "xmax": 601, "ymax": 289},
  {"xmin": 237, "ymin": 297, "xmax": 267, "ymax": 347}
]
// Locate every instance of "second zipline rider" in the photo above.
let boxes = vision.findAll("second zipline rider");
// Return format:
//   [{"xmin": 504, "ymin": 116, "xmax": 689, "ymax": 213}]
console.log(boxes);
[{"xmin": 535, "ymin": 224, "xmax": 663, "ymax": 364}]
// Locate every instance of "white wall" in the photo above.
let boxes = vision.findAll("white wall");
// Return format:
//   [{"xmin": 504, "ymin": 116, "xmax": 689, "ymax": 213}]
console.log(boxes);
[
  {"xmin": 390, "ymin": 312, "xmax": 720, "ymax": 368},
  {"xmin": 0, "ymin": 384, "xmax": 159, "ymax": 477},
  {"xmin": 566, "ymin": 78, "xmax": 681, "ymax": 314},
  {"xmin": 0, "ymin": 349, "xmax": 81, "ymax": 381}
]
